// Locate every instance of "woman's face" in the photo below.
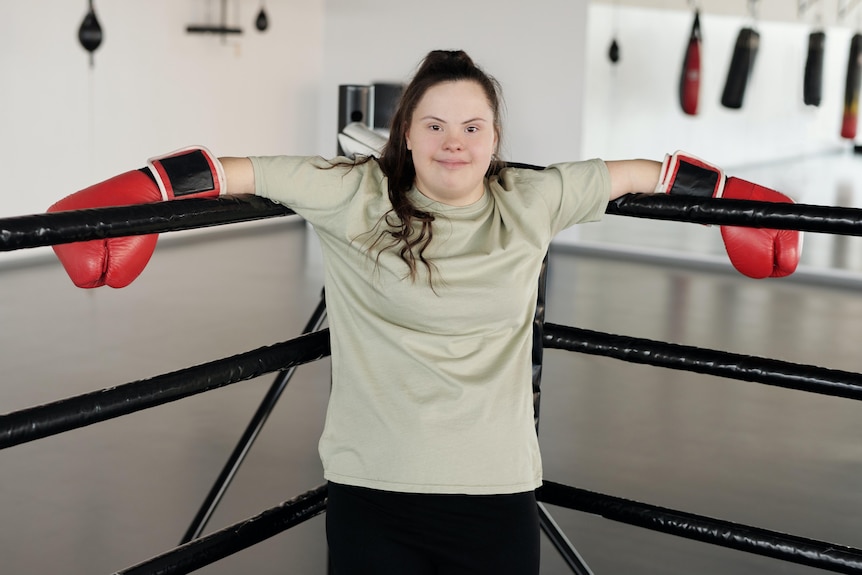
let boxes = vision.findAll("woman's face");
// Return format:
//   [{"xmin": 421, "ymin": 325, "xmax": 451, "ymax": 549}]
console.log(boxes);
[{"xmin": 405, "ymin": 80, "xmax": 497, "ymax": 206}]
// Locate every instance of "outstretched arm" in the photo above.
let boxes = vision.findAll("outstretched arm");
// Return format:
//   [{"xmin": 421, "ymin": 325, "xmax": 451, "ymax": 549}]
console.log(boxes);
[
  {"xmin": 608, "ymin": 152, "xmax": 801, "ymax": 279},
  {"xmin": 605, "ymin": 159, "xmax": 662, "ymax": 200},
  {"xmin": 220, "ymin": 157, "xmax": 255, "ymax": 195}
]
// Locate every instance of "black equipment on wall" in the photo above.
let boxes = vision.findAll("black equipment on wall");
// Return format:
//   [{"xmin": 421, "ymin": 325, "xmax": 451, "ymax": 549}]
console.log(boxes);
[
  {"xmin": 804, "ymin": 31, "xmax": 826, "ymax": 107},
  {"xmin": 608, "ymin": 39, "xmax": 620, "ymax": 64},
  {"xmin": 256, "ymin": 7, "xmax": 269, "ymax": 32},
  {"xmin": 841, "ymin": 33, "xmax": 862, "ymax": 140},
  {"xmin": 607, "ymin": 0, "xmax": 620, "ymax": 64},
  {"xmin": 336, "ymin": 83, "xmax": 404, "ymax": 154},
  {"xmin": 337, "ymin": 85, "xmax": 373, "ymax": 155},
  {"xmin": 679, "ymin": 10, "xmax": 702, "ymax": 116},
  {"xmin": 187, "ymin": 0, "xmax": 242, "ymax": 35},
  {"xmin": 78, "ymin": 0, "xmax": 103, "ymax": 68},
  {"xmin": 721, "ymin": 27, "xmax": 760, "ymax": 109},
  {"xmin": 372, "ymin": 83, "xmax": 404, "ymax": 131}
]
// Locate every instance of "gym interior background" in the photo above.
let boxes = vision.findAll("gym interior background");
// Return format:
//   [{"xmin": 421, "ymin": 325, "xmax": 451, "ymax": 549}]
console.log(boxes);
[{"xmin": 3, "ymin": 1, "xmax": 862, "ymax": 573}]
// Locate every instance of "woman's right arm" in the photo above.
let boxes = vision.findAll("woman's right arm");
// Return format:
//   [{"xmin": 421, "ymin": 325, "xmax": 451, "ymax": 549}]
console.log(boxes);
[{"xmin": 220, "ymin": 157, "xmax": 256, "ymax": 195}]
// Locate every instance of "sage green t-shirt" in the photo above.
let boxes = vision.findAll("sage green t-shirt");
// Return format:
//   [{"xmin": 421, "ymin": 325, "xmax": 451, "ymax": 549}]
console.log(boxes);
[{"xmin": 250, "ymin": 155, "xmax": 610, "ymax": 494}]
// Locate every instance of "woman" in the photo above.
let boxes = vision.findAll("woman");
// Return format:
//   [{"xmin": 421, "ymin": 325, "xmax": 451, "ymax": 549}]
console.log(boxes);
[
  {"xmin": 221, "ymin": 50, "xmax": 659, "ymax": 574},
  {"xmin": 48, "ymin": 49, "xmax": 796, "ymax": 574}
]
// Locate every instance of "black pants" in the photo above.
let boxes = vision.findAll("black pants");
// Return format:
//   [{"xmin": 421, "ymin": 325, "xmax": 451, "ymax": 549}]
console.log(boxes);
[{"xmin": 326, "ymin": 482, "xmax": 540, "ymax": 575}]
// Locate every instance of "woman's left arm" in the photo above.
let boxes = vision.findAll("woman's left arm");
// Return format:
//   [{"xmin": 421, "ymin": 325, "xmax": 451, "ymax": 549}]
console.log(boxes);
[{"xmin": 605, "ymin": 159, "xmax": 662, "ymax": 200}]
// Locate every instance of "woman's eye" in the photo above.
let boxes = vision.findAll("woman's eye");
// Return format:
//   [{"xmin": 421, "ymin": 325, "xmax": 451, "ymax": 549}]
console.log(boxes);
[
  {"xmin": 466, "ymin": 126, "xmax": 478, "ymax": 133},
  {"xmin": 429, "ymin": 124, "xmax": 441, "ymax": 131}
]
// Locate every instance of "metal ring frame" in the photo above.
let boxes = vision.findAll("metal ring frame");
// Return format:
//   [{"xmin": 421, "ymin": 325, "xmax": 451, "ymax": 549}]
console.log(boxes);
[{"xmin": 3, "ymin": 193, "xmax": 862, "ymax": 574}]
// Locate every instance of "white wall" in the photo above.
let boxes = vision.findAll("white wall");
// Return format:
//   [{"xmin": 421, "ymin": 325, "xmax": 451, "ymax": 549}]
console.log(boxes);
[
  {"xmin": 3, "ymin": 0, "xmax": 860, "ymax": 263},
  {"xmin": 316, "ymin": 0, "xmax": 589, "ymax": 166},
  {"xmin": 2, "ymin": 0, "xmax": 591, "ymax": 262},
  {"xmin": 0, "ymin": 0, "xmax": 325, "ymax": 222},
  {"xmin": 582, "ymin": 3, "xmax": 860, "ymax": 166}
]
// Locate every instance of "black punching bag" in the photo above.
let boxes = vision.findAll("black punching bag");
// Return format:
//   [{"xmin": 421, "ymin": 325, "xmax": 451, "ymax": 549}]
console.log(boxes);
[
  {"xmin": 78, "ymin": 0, "xmax": 103, "ymax": 67},
  {"xmin": 804, "ymin": 31, "xmax": 826, "ymax": 106},
  {"xmin": 841, "ymin": 33, "xmax": 862, "ymax": 140},
  {"xmin": 721, "ymin": 27, "xmax": 759, "ymax": 109}
]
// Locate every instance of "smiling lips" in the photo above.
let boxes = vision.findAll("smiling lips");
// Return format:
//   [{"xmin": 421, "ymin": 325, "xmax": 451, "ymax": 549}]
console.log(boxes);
[{"xmin": 436, "ymin": 158, "xmax": 470, "ymax": 169}]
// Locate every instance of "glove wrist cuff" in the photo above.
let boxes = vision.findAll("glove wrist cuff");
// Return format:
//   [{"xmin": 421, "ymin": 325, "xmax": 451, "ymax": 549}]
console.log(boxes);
[
  {"xmin": 656, "ymin": 151, "xmax": 726, "ymax": 199},
  {"xmin": 147, "ymin": 146, "xmax": 225, "ymax": 201}
]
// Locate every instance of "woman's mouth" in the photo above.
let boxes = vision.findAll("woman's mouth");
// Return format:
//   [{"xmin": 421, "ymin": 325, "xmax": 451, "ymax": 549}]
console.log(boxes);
[{"xmin": 437, "ymin": 159, "xmax": 469, "ymax": 169}]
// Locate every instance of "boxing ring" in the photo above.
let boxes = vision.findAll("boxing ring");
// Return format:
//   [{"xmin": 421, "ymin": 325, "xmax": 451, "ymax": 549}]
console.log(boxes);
[{"xmin": 2, "ymin": 192, "xmax": 862, "ymax": 574}]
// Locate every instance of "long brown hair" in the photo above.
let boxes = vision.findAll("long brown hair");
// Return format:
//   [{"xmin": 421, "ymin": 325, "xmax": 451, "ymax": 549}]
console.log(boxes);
[{"xmin": 369, "ymin": 50, "xmax": 505, "ymax": 283}]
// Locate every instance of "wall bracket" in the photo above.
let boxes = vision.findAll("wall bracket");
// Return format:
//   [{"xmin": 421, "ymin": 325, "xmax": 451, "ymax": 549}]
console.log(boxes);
[{"xmin": 187, "ymin": 0, "xmax": 242, "ymax": 36}]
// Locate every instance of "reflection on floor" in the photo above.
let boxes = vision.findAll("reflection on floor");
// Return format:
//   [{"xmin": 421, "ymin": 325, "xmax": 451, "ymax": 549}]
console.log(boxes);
[{"xmin": 2, "ymin": 153, "xmax": 862, "ymax": 574}]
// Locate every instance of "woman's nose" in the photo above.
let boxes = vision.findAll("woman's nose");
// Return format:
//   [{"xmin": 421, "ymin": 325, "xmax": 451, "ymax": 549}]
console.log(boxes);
[{"xmin": 443, "ymin": 134, "xmax": 463, "ymax": 151}]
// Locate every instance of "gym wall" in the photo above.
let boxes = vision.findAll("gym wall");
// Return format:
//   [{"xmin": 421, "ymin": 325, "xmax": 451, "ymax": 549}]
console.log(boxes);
[
  {"xmin": 1, "ymin": 0, "xmax": 854, "ymax": 263},
  {"xmin": 582, "ymin": 3, "xmax": 855, "ymax": 167}
]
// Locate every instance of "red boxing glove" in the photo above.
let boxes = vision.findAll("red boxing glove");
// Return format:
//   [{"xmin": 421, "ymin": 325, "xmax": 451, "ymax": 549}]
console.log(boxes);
[
  {"xmin": 656, "ymin": 151, "xmax": 801, "ymax": 279},
  {"xmin": 47, "ymin": 146, "xmax": 224, "ymax": 288}
]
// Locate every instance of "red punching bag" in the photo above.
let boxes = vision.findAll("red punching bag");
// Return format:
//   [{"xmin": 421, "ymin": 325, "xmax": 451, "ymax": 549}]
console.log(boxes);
[
  {"xmin": 679, "ymin": 10, "xmax": 701, "ymax": 115},
  {"xmin": 841, "ymin": 33, "xmax": 862, "ymax": 140}
]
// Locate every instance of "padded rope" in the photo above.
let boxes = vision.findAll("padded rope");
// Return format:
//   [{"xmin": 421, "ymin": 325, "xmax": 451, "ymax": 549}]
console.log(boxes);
[
  {"xmin": 0, "ymin": 194, "xmax": 294, "ymax": 251},
  {"xmin": 0, "ymin": 330, "xmax": 330, "ymax": 449},
  {"xmin": 5, "ymin": 193, "xmax": 862, "ymax": 254},
  {"xmin": 538, "ymin": 481, "xmax": 862, "ymax": 574},
  {"xmin": 114, "ymin": 484, "xmax": 328, "ymax": 575},
  {"xmin": 544, "ymin": 322, "xmax": 862, "ymax": 401}
]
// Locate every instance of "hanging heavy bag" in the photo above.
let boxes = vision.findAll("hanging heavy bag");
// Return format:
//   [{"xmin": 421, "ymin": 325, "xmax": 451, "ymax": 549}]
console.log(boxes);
[
  {"xmin": 721, "ymin": 27, "xmax": 759, "ymax": 109},
  {"xmin": 841, "ymin": 33, "xmax": 862, "ymax": 140},
  {"xmin": 679, "ymin": 10, "xmax": 702, "ymax": 115},
  {"xmin": 803, "ymin": 30, "xmax": 825, "ymax": 106}
]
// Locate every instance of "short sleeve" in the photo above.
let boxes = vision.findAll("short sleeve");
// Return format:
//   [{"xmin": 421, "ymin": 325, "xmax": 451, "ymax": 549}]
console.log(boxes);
[
  {"xmin": 495, "ymin": 158, "xmax": 611, "ymax": 236},
  {"xmin": 249, "ymin": 155, "xmax": 386, "ymax": 226}
]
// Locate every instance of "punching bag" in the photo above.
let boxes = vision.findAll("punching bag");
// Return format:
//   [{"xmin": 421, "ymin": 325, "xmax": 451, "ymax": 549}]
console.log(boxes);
[
  {"xmin": 804, "ymin": 31, "xmax": 826, "ymax": 107},
  {"xmin": 841, "ymin": 33, "xmax": 862, "ymax": 140},
  {"xmin": 679, "ymin": 10, "xmax": 701, "ymax": 115},
  {"xmin": 721, "ymin": 27, "xmax": 760, "ymax": 109}
]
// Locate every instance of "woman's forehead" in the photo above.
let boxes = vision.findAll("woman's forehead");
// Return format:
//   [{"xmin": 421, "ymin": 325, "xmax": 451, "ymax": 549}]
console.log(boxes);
[{"xmin": 414, "ymin": 80, "xmax": 494, "ymax": 121}]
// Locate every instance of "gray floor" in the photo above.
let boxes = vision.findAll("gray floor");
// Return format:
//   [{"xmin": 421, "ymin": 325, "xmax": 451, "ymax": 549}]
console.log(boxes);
[{"xmin": 3, "ymin": 153, "xmax": 862, "ymax": 574}]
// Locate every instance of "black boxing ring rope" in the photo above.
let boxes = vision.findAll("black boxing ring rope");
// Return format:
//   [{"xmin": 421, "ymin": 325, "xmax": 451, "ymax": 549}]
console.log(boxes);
[
  {"xmin": 543, "ymin": 323, "xmax": 862, "ymax": 401},
  {"xmin": 536, "ymin": 481, "xmax": 862, "ymax": 574},
  {"xmin": 0, "ymin": 194, "xmax": 294, "ymax": 251},
  {"xmin": 5, "ymin": 321, "xmax": 862, "ymax": 451},
  {"xmin": 6, "ymin": 192, "xmax": 862, "ymax": 253},
  {"xmin": 3, "ymin": 193, "xmax": 862, "ymax": 574},
  {"xmin": 0, "ymin": 330, "xmax": 331, "ymax": 449}
]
